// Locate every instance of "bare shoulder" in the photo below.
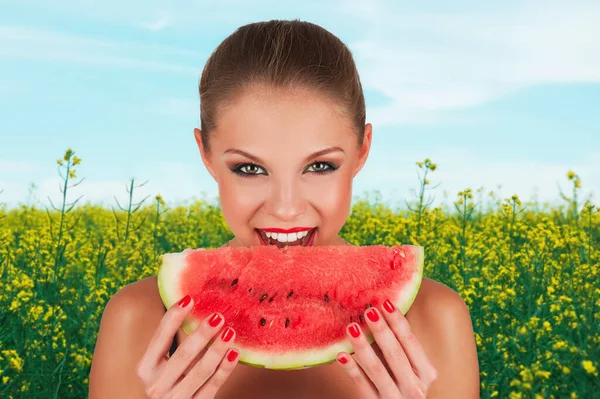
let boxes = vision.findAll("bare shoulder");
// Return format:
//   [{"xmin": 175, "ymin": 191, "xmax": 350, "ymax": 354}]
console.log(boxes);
[
  {"xmin": 409, "ymin": 277, "xmax": 469, "ymax": 317},
  {"xmin": 89, "ymin": 276, "xmax": 165, "ymax": 398},
  {"xmin": 407, "ymin": 278, "xmax": 480, "ymax": 398}
]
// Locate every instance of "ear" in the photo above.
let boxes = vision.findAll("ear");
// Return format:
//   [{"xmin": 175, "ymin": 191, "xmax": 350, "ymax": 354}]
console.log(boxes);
[
  {"xmin": 194, "ymin": 128, "xmax": 217, "ymax": 181},
  {"xmin": 353, "ymin": 123, "xmax": 372, "ymax": 177}
]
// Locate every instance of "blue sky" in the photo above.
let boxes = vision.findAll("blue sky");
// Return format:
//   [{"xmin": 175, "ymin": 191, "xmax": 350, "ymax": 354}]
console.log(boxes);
[{"xmin": 1, "ymin": 0, "xmax": 599, "ymax": 210}]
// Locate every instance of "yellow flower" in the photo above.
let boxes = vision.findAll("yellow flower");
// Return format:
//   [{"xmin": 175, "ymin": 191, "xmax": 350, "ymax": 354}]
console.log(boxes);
[
  {"xmin": 519, "ymin": 325, "xmax": 527, "ymax": 335},
  {"xmin": 63, "ymin": 148, "xmax": 74, "ymax": 161},
  {"xmin": 582, "ymin": 360, "xmax": 598, "ymax": 376},
  {"xmin": 535, "ymin": 370, "xmax": 551, "ymax": 380},
  {"xmin": 552, "ymin": 340, "xmax": 568, "ymax": 350},
  {"xmin": 1, "ymin": 350, "xmax": 24, "ymax": 372},
  {"xmin": 562, "ymin": 366, "xmax": 571, "ymax": 374}
]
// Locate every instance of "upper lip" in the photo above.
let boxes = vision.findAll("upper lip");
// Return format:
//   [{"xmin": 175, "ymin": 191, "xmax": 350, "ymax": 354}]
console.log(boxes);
[{"xmin": 257, "ymin": 227, "xmax": 315, "ymax": 233}]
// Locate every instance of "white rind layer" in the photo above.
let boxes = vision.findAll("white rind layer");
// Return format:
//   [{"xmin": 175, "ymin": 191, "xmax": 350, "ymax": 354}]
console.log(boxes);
[{"xmin": 157, "ymin": 245, "xmax": 424, "ymax": 370}]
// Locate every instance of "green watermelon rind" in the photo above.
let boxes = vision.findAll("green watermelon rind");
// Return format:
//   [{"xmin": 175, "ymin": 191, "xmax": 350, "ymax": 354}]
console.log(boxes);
[{"xmin": 157, "ymin": 244, "xmax": 424, "ymax": 370}]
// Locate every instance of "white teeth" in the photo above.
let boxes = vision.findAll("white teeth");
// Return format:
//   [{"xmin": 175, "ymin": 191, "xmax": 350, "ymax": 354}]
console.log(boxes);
[{"xmin": 259, "ymin": 229, "xmax": 313, "ymax": 244}]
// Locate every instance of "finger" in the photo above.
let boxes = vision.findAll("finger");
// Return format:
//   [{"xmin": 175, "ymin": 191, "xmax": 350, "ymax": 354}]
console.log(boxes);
[
  {"xmin": 346, "ymin": 322, "xmax": 400, "ymax": 399},
  {"xmin": 170, "ymin": 323, "xmax": 236, "ymax": 398},
  {"xmin": 336, "ymin": 352, "xmax": 379, "ymax": 399},
  {"xmin": 382, "ymin": 299, "xmax": 438, "ymax": 388},
  {"xmin": 150, "ymin": 312, "xmax": 226, "ymax": 398},
  {"xmin": 137, "ymin": 295, "xmax": 195, "ymax": 384},
  {"xmin": 192, "ymin": 349, "xmax": 240, "ymax": 399},
  {"xmin": 365, "ymin": 306, "xmax": 425, "ymax": 398}
]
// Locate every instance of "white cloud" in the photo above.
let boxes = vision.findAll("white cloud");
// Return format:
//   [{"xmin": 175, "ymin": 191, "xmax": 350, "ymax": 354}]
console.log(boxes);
[
  {"xmin": 341, "ymin": 0, "xmax": 600, "ymax": 125},
  {"xmin": 33, "ymin": 161, "xmax": 215, "ymax": 209},
  {"xmin": 141, "ymin": 14, "xmax": 172, "ymax": 31},
  {"xmin": 5, "ymin": 1, "xmax": 599, "ymax": 125},
  {"xmin": 155, "ymin": 97, "xmax": 199, "ymax": 118},
  {"xmin": 0, "ymin": 26, "xmax": 203, "ymax": 74},
  {"xmin": 354, "ymin": 147, "xmax": 599, "ymax": 209},
  {"xmin": 0, "ymin": 159, "xmax": 40, "ymax": 173}
]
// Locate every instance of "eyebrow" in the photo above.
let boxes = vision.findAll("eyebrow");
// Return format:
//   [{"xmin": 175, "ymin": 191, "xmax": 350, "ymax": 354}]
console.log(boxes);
[{"xmin": 224, "ymin": 146, "xmax": 345, "ymax": 164}]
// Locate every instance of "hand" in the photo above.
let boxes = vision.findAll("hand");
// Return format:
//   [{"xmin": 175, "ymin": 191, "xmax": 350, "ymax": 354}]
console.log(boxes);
[
  {"xmin": 336, "ymin": 300, "xmax": 438, "ymax": 398},
  {"xmin": 136, "ymin": 295, "xmax": 239, "ymax": 398}
]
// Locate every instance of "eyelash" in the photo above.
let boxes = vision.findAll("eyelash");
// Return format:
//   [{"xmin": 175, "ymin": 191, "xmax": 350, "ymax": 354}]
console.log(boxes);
[{"xmin": 231, "ymin": 161, "xmax": 338, "ymax": 178}]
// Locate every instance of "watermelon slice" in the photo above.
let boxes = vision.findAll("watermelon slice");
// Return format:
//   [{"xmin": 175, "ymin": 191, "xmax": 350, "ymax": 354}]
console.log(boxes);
[{"xmin": 157, "ymin": 244, "xmax": 423, "ymax": 370}]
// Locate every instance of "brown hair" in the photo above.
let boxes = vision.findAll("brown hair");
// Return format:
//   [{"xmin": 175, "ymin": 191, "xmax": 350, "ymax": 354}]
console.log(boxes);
[{"xmin": 198, "ymin": 19, "xmax": 366, "ymax": 153}]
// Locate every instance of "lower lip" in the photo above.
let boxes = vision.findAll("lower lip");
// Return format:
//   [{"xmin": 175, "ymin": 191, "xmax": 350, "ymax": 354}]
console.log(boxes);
[{"xmin": 256, "ymin": 228, "xmax": 317, "ymax": 247}]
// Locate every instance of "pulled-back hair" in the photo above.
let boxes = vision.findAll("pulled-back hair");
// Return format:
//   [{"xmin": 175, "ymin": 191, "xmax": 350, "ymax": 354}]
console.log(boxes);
[{"xmin": 199, "ymin": 19, "xmax": 366, "ymax": 152}]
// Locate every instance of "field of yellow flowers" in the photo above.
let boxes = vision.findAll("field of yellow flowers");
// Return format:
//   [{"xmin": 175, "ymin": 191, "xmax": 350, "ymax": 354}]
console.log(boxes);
[{"xmin": 0, "ymin": 151, "xmax": 598, "ymax": 398}]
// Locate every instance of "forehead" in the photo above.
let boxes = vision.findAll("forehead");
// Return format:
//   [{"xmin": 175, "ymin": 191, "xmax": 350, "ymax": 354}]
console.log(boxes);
[{"xmin": 212, "ymin": 85, "xmax": 355, "ymax": 155}]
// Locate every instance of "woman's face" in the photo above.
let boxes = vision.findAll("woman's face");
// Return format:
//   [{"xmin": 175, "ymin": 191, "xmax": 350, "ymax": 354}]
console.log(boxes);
[{"xmin": 195, "ymin": 85, "xmax": 372, "ymax": 248}]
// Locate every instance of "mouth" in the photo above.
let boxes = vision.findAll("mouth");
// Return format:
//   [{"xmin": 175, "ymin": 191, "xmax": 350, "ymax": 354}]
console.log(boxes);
[{"xmin": 255, "ymin": 227, "xmax": 318, "ymax": 248}]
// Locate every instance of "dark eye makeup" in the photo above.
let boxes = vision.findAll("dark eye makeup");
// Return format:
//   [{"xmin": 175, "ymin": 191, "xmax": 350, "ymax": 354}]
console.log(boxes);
[{"xmin": 230, "ymin": 160, "xmax": 339, "ymax": 178}]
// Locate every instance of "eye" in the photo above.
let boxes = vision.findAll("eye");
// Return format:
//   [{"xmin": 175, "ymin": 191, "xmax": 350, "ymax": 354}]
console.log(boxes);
[
  {"xmin": 306, "ymin": 161, "xmax": 337, "ymax": 174},
  {"xmin": 232, "ymin": 163, "xmax": 266, "ymax": 177}
]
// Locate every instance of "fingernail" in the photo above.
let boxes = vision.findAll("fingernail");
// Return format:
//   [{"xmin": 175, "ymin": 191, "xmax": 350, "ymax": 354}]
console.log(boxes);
[
  {"xmin": 367, "ymin": 308, "xmax": 379, "ymax": 322},
  {"xmin": 209, "ymin": 313, "xmax": 222, "ymax": 327},
  {"xmin": 177, "ymin": 295, "xmax": 191, "ymax": 308},
  {"xmin": 227, "ymin": 350, "xmax": 239, "ymax": 362},
  {"xmin": 383, "ymin": 299, "xmax": 396, "ymax": 313},
  {"xmin": 221, "ymin": 327, "xmax": 234, "ymax": 342},
  {"xmin": 348, "ymin": 323, "xmax": 361, "ymax": 338},
  {"xmin": 337, "ymin": 355, "xmax": 348, "ymax": 364}
]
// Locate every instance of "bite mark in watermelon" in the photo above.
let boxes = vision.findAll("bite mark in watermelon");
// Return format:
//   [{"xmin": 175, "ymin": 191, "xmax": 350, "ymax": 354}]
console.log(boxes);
[{"xmin": 157, "ymin": 244, "xmax": 423, "ymax": 370}]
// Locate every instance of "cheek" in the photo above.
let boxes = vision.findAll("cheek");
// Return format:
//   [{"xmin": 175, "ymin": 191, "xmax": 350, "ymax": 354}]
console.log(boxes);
[
  {"xmin": 217, "ymin": 177, "xmax": 263, "ymax": 225},
  {"xmin": 308, "ymin": 172, "xmax": 353, "ymax": 228}
]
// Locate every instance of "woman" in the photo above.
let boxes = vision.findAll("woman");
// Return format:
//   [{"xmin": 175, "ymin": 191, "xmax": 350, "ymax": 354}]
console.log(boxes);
[{"xmin": 89, "ymin": 19, "xmax": 480, "ymax": 398}]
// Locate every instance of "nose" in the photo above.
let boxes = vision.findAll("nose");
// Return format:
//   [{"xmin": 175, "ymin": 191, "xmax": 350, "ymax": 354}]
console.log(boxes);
[{"xmin": 264, "ymin": 179, "xmax": 307, "ymax": 222}]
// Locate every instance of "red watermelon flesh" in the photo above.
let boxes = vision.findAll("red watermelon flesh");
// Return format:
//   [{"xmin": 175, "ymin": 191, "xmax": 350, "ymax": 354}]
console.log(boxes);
[{"xmin": 157, "ymin": 244, "xmax": 423, "ymax": 370}]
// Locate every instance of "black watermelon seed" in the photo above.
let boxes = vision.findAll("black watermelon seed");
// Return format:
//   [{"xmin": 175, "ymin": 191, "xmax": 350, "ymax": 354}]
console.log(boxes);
[
  {"xmin": 268, "ymin": 296, "xmax": 275, "ymax": 303},
  {"xmin": 248, "ymin": 288, "xmax": 253, "ymax": 293},
  {"xmin": 366, "ymin": 303, "xmax": 372, "ymax": 309},
  {"xmin": 231, "ymin": 279, "xmax": 238, "ymax": 286},
  {"xmin": 285, "ymin": 318, "xmax": 290, "ymax": 328},
  {"xmin": 324, "ymin": 295, "xmax": 329, "ymax": 303},
  {"xmin": 260, "ymin": 318, "xmax": 266, "ymax": 326},
  {"xmin": 287, "ymin": 291, "xmax": 294, "ymax": 298},
  {"xmin": 260, "ymin": 294, "xmax": 268, "ymax": 302},
  {"xmin": 359, "ymin": 315, "xmax": 365, "ymax": 324}
]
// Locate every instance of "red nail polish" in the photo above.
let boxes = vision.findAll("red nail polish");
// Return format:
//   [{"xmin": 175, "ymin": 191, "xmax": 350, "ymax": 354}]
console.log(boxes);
[
  {"xmin": 227, "ymin": 350, "xmax": 239, "ymax": 362},
  {"xmin": 221, "ymin": 327, "xmax": 234, "ymax": 342},
  {"xmin": 209, "ymin": 313, "xmax": 222, "ymax": 327},
  {"xmin": 348, "ymin": 323, "xmax": 361, "ymax": 338},
  {"xmin": 177, "ymin": 295, "xmax": 191, "ymax": 308},
  {"xmin": 367, "ymin": 308, "xmax": 379, "ymax": 322},
  {"xmin": 383, "ymin": 300, "xmax": 396, "ymax": 313},
  {"xmin": 338, "ymin": 356, "xmax": 348, "ymax": 364}
]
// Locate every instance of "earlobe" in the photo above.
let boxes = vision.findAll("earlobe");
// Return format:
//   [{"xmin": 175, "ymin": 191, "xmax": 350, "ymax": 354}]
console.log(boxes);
[{"xmin": 194, "ymin": 128, "xmax": 217, "ymax": 181}]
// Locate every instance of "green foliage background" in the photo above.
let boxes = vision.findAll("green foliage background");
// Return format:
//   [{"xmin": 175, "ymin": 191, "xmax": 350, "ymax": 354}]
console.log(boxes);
[{"xmin": 0, "ymin": 151, "xmax": 598, "ymax": 398}]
